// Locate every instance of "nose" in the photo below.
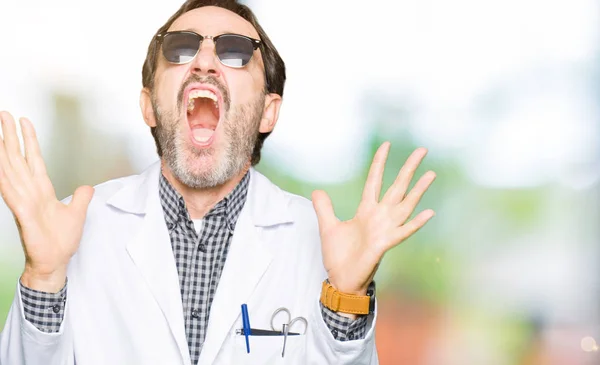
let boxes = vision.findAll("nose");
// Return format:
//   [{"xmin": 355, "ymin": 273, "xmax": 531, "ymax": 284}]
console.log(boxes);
[{"xmin": 190, "ymin": 37, "xmax": 221, "ymax": 77}]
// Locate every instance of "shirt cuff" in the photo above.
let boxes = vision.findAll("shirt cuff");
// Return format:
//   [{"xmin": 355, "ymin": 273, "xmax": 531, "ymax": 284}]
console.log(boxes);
[
  {"xmin": 319, "ymin": 302, "xmax": 369, "ymax": 341},
  {"xmin": 19, "ymin": 280, "xmax": 68, "ymax": 333}
]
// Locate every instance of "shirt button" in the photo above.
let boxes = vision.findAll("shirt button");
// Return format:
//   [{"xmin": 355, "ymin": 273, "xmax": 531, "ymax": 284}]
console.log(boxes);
[
  {"xmin": 331, "ymin": 329, "xmax": 338, "ymax": 339},
  {"xmin": 52, "ymin": 305, "xmax": 61, "ymax": 314},
  {"xmin": 191, "ymin": 309, "xmax": 200, "ymax": 319}
]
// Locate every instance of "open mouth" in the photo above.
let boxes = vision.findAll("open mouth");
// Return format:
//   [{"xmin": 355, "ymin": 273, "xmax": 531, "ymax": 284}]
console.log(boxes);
[{"xmin": 186, "ymin": 89, "xmax": 221, "ymax": 146}]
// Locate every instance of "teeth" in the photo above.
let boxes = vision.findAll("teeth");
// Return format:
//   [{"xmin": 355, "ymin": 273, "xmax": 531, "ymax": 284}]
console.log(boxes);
[
  {"xmin": 187, "ymin": 89, "xmax": 219, "ymax": 113},
  {"xmin": 189, "ymin": 89, "xmax": 217, "ymax": 102}
]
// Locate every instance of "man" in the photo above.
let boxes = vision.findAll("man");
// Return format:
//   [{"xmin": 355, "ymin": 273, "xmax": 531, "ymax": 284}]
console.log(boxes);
[{"xmin": 0, "ymin": 0, "xmax": 436, "ymax": 364}]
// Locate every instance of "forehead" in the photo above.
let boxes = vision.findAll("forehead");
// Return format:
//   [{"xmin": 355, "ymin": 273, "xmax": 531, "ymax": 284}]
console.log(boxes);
[{"xmin": 169, "ymin": 6, "xmax": 259, "ymax": 39}]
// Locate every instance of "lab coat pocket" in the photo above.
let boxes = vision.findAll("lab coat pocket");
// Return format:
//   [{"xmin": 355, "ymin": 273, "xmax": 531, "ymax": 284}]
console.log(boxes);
[{"xmin": 232, "ymin": 333, "xmax": 306, "ymax": 364}]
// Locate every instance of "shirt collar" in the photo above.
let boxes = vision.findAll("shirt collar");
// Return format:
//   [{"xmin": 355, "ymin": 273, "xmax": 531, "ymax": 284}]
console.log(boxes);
[{"xmin": 158, "ymin": 172, "xmax": 250, "ymax": 232}]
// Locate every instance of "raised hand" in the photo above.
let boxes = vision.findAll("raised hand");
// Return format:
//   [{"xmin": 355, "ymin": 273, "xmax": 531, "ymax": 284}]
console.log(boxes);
[
  {"xmin": 312, "ymin": 142, "xmax": 436, "ymax": 298},
  {"xmin": 0, "ymin": 111, "xmax": 94, "ymax": 293}
]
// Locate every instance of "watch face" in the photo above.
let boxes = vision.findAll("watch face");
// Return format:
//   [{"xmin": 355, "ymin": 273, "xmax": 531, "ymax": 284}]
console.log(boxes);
[
  {"xmin": 367, "ymin": 281, "xmax": 376, "ymax": 314},
  {"xmin": 367, "ymin": 281, "xmax": 376, "ymax": 295}
]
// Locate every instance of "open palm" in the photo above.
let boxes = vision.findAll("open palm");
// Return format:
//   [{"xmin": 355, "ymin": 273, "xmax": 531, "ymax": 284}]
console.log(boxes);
[
  {"xmin": 312, "ymin": 142, "xmax": 436, "ymax": 295},
  {"xmin": 0, "ymin": 112, "xmax": 93, "ymax": 291}
]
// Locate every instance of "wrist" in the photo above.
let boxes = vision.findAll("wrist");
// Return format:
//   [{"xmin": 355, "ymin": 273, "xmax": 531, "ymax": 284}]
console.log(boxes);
[
  {"xmin": 336, "ymin": 311, "xmax": 359, "ymax": 320},
  {"xmin": 327, "ymin": 280, "xmax": 365, "ymax": 320},
  {"xmin": 21, "ymin": 267, "xmax": 67, "ymax": 293},
  {"xmin": 320, "ymin": 279, "xmax": 375, "ymax": 316},
  {"xmin": 327, "ymin": 279, "xmax": 368, "ymax": 297}
]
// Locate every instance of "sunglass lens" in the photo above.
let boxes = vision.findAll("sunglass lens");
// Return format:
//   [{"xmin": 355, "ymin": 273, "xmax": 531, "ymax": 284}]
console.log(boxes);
[
  {"xmin": 216, "ymin": 35, "xmax": 255, "ymax": 67},
  {"xmin": 162, "ymin": 32, "xmax": 201, "ymax": 64}
]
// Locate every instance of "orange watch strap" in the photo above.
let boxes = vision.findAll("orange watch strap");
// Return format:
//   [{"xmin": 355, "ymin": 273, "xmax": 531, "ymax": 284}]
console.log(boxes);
[{"xmin": 320, "ymin": 280, "xmax": 372, "ymax": 315}]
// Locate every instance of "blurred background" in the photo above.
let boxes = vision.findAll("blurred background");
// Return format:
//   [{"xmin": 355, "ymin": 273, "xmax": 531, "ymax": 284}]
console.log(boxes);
[{"xmin": 0, "ymin": 0, "xmax": 599, "ymax": 363}]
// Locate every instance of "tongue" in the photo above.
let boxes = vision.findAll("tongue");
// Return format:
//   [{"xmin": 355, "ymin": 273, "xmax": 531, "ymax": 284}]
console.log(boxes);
[{"xmin": 192, "ymin": 128, "xmax": 214, "ymax": 143}]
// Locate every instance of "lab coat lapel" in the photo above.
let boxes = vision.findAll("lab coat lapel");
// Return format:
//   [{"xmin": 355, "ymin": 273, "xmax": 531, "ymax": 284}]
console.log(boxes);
[
  {"xmin": 198, "ymin": 169, "xmax": 294, "ymax": 365},
  {"xmin": 126, "ymin": 199, "xmax": 191, "ymax": 365},
  {"xmin": 109, "ymin": 162, "xmax": 191, "ymax": 365}
]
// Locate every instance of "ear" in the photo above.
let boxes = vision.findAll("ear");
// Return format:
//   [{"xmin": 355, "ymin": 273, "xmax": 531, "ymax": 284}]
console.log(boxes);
[
  {"xmin": 259, "ymin": 93, "xmax": 282, "ymax": 133},
  {"xmin": 140, "ymin": 88, "xmax": 157, "ymax": 128}
]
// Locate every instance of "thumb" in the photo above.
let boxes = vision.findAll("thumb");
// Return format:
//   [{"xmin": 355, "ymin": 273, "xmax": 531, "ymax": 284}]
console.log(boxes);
[
  {"xmin": 69, "ymin": 185, "xmax": 95, "ymax": 215},
  {"xmin": 311, "ymin": 190, "xmax": 338, "ymax": 233}
]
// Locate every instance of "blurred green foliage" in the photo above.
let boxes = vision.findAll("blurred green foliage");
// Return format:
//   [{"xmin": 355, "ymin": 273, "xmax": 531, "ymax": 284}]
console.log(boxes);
[{"xmin": 0, "ymin": 258, "xmax": 21, "ymax": 332}]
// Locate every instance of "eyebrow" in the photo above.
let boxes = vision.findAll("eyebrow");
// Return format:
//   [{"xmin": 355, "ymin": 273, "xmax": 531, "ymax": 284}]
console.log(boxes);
[{"xmin": 181, "ymin": 28, "xmax": 241, "ymax": 35}]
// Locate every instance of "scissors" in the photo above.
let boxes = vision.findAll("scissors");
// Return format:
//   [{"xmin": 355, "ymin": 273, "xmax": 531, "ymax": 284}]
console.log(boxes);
[{"xmin": 270, "ymin": 307, "xmax": 308, "ymax": 357}]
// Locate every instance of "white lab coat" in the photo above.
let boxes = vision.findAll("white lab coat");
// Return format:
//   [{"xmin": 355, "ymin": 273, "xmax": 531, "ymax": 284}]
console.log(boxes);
[{"xmin": 0, "ymin": 162, "xmax": 378, "ymax": 365}]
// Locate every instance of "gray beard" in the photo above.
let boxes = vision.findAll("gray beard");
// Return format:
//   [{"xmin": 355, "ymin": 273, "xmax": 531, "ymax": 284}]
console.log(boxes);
[{"xmin": 152, "ymin": 94, "xmax": 264, "ymax": 189}]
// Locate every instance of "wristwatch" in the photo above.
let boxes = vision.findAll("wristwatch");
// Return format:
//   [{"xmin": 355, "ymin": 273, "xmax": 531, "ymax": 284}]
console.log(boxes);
[{"xmin": 320, "ymin": 280, "xmax": 376, "ymax": 315}]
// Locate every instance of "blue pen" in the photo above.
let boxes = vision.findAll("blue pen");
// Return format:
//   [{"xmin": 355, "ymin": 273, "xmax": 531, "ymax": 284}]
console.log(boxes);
[{"xmin": 241, "ymin": 304, "xmax": 251, "ymax": 353}]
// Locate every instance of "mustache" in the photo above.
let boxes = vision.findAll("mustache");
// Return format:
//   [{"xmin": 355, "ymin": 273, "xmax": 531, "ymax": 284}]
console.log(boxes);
[{"xmin": 177, "ymin": 74, "xmax": 230, "ymax": 113}]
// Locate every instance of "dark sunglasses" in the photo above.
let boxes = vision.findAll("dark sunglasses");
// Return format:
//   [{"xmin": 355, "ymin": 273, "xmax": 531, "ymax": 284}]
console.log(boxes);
[{"xmin": 156, "ymin": 31, "xmax": 261, "ymax": 68}]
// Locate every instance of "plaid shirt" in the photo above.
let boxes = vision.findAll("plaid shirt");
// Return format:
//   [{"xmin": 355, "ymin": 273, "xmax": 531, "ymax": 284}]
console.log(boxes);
[{"xmin": 19, "ymin": 171, "xmax": 368, "ymax": 364}]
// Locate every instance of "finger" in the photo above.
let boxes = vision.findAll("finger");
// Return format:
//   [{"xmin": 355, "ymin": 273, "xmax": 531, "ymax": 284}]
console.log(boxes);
[
  {"xmin": 361, "ymin": 142, "xmax": 391, "ymax": 203},
  {"xmin": 0, "ymin": 112, "xmax": 24, "ymax": 163},
  {"xmin": 311, "ymin": 190, "xmax": 339, "ymax": 233},
  {"xmin": 69, "ymin": 185, "xmax": 94, "ymax": 217},
  {"xmin": 0, "ymin": 113, "xmax": 31, "ymax": 186},
  {"xmin": 19, "ymin": 118, "xmax": 55, "ymax": 197},
  {"xmin": 0, "ymin": 113, "xmax": 28, "ymax": 196},
  {"xmin": 0, "ymin": 162, "xmax": 19, "ymax": 209},
  {"xmin": 393, "ymin": 170, "xmax": 436, "ymax": 223},
  {"xmin": 387, "ymin": 209, "xmax": 435, "ymax": 251},
  {"xmin": 20, "ymin": 118, "xmax": 48, "ymax": 177},
  {"xmin": 382, "ymin": 147, "xmax": 428, "ymax": 205},
  {"xmin": 0, "ymin": 115, "xmax": 12, "ymax": 169},
  {"xmin": 0, "ymin": 151, "xmax": 22, "ymax": 212}
]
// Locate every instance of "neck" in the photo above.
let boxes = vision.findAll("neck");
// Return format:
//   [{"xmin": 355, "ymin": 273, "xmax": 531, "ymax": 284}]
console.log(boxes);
[{"xmin": 161, "ymin": 162, "xmax": 250, "ymax": 220}]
